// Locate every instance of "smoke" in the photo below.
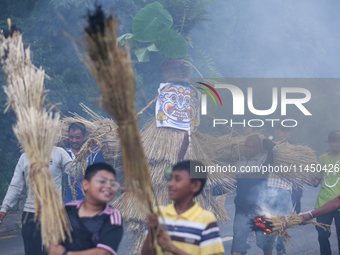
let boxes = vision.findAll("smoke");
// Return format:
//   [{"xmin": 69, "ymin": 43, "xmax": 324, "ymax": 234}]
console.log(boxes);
[
  {"xmin": 187, "ymin": 0, "xmax": 340, "ymax": 156},
  {"xmin": 190, "ymin": 0, "xmax": 340, "ymax": 77},
  {"xmin": 254, "ymin": 181, "xmax": 293, "ymax": 217}
]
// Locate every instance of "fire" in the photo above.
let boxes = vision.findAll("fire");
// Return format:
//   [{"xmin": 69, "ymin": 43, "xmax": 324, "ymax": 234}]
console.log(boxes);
[{"xmin": 251, "ymin": 217, "xmax": 272, "ymax": 235}]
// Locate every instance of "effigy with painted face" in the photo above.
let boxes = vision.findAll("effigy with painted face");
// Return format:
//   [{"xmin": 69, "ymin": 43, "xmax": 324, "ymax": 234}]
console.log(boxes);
[{"xmin": 156, "ymin": 83, "xmax": 200, "ymax": 131}]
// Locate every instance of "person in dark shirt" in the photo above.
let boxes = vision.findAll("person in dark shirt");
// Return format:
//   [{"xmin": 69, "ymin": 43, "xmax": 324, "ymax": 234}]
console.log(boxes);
[
  {"xmin": 49, "ymin": 162, "xmax": 123, "ymax": 255},
  {"xmin": 232, "ymin": 135, "xmax": 277, "ymax": 255}
]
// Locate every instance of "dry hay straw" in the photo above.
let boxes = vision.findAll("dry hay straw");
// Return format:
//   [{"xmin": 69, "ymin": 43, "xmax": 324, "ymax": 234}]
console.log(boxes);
[
  {"xmin": 80, "ymin": 9, "xmax": 153, "ymax": 211},
  {"xmin": 112, "ymin": 120, "xmax": 232, "ymax": 254},
  {"xmin": 211, "ymin": 133, "xmax": 316, "ymax": 186},
  {"xmin": 55, "ymin": 103, "xmax": 121, "ymax": 167},
  {"xmin": 75, "ymin": 8, "xmax": 156, "ymax": 252},
  {"xmin": 0, "ymin": 26, "xmax": 71, "ymax": 248}
]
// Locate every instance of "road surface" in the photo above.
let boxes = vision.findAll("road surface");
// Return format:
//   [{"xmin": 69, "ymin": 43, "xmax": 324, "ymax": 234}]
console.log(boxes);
[{"xmin": 0, "ymin": 185, "xmax": 338, "ymax": 254}]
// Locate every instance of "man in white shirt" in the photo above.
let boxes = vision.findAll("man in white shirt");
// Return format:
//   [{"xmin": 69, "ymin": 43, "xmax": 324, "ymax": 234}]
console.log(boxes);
[{"xmin": 0, "ymin": 146, "xmax": 72, "ymax": 255}]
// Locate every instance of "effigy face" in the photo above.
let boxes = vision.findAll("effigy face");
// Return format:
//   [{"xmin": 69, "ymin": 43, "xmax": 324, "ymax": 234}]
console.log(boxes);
[{"xmin": 156, "ymin": 83, "xmax": 200, "ymax": 131}]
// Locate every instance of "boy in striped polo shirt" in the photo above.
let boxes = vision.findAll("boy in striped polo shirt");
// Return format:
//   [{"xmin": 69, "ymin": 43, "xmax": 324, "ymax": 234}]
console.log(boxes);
[{"xmin": 142, "ymin": 160, "xmax": 225, "ymax": 255}]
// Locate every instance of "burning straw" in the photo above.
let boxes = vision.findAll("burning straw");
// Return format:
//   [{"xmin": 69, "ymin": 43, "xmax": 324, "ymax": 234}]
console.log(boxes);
[
  {"xmin": 0, "ymin": 22, "xmax": 71, "ymax": 247},
  {"xmin": 250, "ymin": 212, "xmax": 329, "ymax": 245}
]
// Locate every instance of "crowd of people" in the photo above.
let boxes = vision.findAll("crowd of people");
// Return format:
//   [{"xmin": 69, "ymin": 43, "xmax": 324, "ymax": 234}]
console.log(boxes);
[{"xmin": 1, "ymin": 122, "xmax": 340, "ymax": 255}]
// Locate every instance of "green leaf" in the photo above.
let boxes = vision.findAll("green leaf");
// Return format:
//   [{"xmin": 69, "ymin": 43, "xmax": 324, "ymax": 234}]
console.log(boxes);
[
  {"xmin": 147, "ymin": 44, "xmax": 159, "ymax": 52},
  {"xmin": 134, "ymin": 47, "xmax": 150, "ymax": 62},
  {"xmin": 154, "ymin": 28, "xmax": 188, "ymax": 58},
  {"xmin": 117, "ymin": 33, "xmax": 139, "ymax": 47},
  {"xmin": 133, "ymin": 1, "xmax": 173, "ymax": 42}
]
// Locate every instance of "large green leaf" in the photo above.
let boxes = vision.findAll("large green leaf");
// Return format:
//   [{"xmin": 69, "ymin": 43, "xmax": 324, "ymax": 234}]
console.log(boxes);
[
  {"xmin": 133, "ymin": 1, "xmax": 173, "ymax": 42},
  {"xmin": 154, "ymin": 28, "xmax": 188, "ymax": 58},
  {"xmin": 134, "ymin": 47, "xmax": 150, "ymax": 62}
]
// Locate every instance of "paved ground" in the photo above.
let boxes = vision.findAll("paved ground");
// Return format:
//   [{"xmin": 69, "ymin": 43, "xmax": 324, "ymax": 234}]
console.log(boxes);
[{"xmin": 0, "ymin": 185, "xmax": 338, "ymax": 254}]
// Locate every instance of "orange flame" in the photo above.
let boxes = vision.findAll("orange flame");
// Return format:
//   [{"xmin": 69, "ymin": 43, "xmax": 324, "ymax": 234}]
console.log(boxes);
[{"xmin": 253, "ymin": 217, "xmax": 272, "ymax": 234}]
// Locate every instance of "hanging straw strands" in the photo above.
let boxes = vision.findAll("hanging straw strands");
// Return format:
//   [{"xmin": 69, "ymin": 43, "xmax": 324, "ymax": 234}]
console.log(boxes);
[{"xmin": 0, "ymin": 22, "xmax": 71, "ymax": 248}]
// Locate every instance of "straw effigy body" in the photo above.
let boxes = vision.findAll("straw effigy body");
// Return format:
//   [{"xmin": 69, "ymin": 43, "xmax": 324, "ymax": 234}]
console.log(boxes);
[{"xmin": 0, "ymin": 27, "xmax": 71, "ymax": 248}]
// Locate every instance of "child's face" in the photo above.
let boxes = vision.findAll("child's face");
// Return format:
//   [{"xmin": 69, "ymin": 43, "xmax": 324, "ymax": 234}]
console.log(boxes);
[
  {"xmin": 83, "ymin": 170, "xmax": 117, "ymax": 204},
  {"xmin": 168, "ymin": 169, "xmax": 201, "ymax": 202}
]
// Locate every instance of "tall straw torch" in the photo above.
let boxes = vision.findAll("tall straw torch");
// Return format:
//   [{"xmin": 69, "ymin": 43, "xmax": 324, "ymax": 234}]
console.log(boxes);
[{"xmin": 0, "ymin": 21, "xmax": 71, "ymax": 248}]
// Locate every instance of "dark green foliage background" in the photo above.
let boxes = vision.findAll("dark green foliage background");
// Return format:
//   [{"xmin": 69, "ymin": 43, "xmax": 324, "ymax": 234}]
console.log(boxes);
[
  {"xmin": 0, "ymin": 0, "xmax": 156, "ymax": 205},
  {"xmin": 2, "ymin": 0, "xmax": 340, "ymax": 206}
]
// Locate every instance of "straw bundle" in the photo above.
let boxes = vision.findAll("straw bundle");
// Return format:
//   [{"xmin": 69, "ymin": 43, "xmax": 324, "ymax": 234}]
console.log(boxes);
[
  {"xmin": 13, "ymin": 108, "xmax": 72, "ymax": 246},
  {"xmin": 73, "ymin": 9, "xmax": 159, "ymax": 254},
  {"xmin": 251, "ymin": 212, "xmax": 329, "ymax": 245},
  {"xmin": 184, "ymin": 130, "xmax": 235, "ymax": 193},
  {"xmin": 213, "ymin": 134, "xmax": 317, "ymax": 183},
  {"xmin": 80, "ymin": 5, "xmax": 154, "ymax": 214},
  {"xmin": 214, "ymin": 133, "xmax": 266, "ymax": 163},
  {"xmin": 1, "ymin": 33, "xmax": 44, "ymax": 114},
  {"xmin": 0, "ymin": 25, "xmax": 71, "ymax": 247},
  {"xmin": 55, "ymin": 103, "xmax": 121, "ymax": 166}
]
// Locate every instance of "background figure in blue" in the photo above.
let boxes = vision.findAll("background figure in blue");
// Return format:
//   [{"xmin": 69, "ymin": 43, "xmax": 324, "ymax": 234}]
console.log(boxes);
[{"xmin": 65, "ymin": 122, "xmax": 105, "ymax": 203}]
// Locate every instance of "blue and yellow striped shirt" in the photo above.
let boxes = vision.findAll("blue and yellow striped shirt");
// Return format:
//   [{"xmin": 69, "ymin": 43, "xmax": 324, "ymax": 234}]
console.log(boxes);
[{"xmin": 150, "ymin": 202, "xmax": 225, "ymax": 255}]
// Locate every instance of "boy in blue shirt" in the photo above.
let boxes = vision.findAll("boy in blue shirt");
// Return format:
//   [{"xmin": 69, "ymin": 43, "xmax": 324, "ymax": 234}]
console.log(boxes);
[{"xmin": 49, "ymin": 162, "xmax": 122, "ymax": 255}]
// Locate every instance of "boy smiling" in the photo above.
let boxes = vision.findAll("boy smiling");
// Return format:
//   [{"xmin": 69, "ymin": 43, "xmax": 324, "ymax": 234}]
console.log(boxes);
[
  {"xmin": 142, "ymin": 160, "xmax": 225, "ymax": 255},
  {"xmin": 49, "ymin": 163, "xmax": 123, "ymax": 255}
]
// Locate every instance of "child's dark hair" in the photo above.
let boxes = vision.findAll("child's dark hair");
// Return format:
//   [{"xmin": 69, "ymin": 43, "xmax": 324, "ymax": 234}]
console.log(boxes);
[
  {"xmin": 172, "ymin": 160, "xmax": 207, "ymax": 197},
  {"xmin": 85, "ymin": 163, "xmax": 116, "ymax": 181},
  {"xmin": 69, "ymin": 122, "xmax": 86, "ymax": 136}
]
